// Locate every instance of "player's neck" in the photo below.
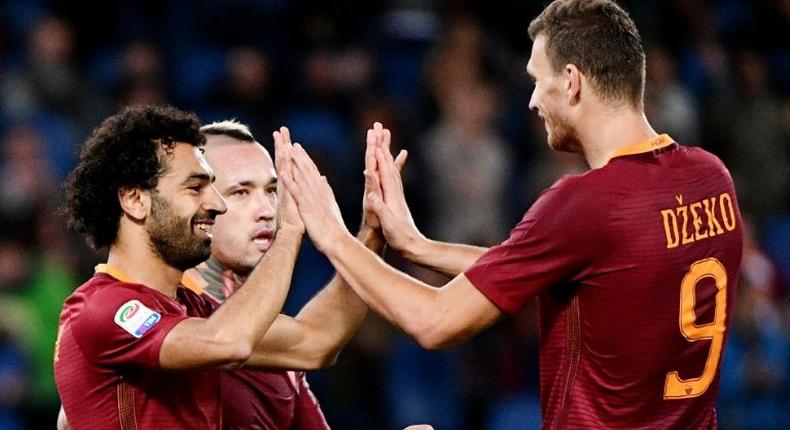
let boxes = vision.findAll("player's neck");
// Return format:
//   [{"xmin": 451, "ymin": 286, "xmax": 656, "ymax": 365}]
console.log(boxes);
[
  {"xmin": 578, "ymin": 105, "xmax": 658, "ymax": 169},
  {"xmin": 193, "ymin": 256, "xmax": 248, "ymax": 302},
  {"xmin": 106, "ymin": 228, "xmax": 183, "ymax": 298}
]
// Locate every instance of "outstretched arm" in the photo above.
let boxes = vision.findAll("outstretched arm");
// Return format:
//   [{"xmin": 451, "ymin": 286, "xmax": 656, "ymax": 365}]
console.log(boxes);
[
  {"xmin": 282, "ymin": 144, "xmax": 503, "ymax": 350},
  {"xmin": 364, "ymin": 131, "xmax": 487, "ymax": 276},
  {"xmin": 244, "ymin": 123, "xmax": 406, "ymax": 369}
]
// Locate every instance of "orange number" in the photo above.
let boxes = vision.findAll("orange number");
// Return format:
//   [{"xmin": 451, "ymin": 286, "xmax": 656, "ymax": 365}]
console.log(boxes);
[{"xmin": 664, "ymin": 258, "xmax": 727, "ymax": 399}]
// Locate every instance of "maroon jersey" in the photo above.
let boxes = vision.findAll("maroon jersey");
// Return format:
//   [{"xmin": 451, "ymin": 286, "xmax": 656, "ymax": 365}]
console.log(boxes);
[
  {"xmin": 466, "ymin": 135, "xmax": 742, "ymax": 429},
  {"xmin": 221, "ymin": 370, "xmax": 329, "ymax": 429},
  {"xmin": 54, "ymin": 265, "xmax": 221, "ymax": 429},
  {"xmin": 182, "ymin": 272, "xmax": 330, "ymax": 430}
]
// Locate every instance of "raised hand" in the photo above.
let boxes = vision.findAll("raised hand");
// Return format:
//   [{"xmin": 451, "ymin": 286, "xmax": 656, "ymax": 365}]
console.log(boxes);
[
  {"xmin": 279, "ymin": 143, "xmax": 348, "ymax": 254},
  {"xmin": 362, "ymin": 122, "xmax": 407, "ymax": 231},
  {"xmin": 363, "ymin": 126, "xmax": 421, "ymax": 255},
  {"xmin": 273, "ymin": 126, "xmax": 305, "ymax": 234}
]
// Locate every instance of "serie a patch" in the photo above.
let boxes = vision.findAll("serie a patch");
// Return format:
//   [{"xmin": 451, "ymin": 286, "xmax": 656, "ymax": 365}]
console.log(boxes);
[{"xmin": 114, "ymin": 300, "xmax": 161, "ymax": 338}]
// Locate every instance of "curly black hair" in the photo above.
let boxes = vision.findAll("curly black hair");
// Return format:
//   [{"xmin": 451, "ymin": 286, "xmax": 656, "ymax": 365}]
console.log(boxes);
[{"xmin": 63, "ymin": 105, "xmax": 205, "ymax": 249}]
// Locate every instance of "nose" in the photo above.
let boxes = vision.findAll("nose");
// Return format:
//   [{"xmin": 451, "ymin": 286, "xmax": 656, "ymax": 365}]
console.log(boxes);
[
  {"xmin": 528, "ymin": 88, "xmax": 538, "ymax": 112},
  {"xmin": 253, "ymin": 190, "xmax": 276, "ymax": 222},
  {"xmin": 204, "ymin": 184, "xmax": 227, "ymax": 215}
]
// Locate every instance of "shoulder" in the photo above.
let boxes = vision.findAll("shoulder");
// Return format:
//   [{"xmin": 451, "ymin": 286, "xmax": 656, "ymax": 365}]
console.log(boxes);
[
  {"xmin": 528, "ymin": 172, "xmax": 613, "ymax": 221},
  {"xmin": 68, "ymin": 275, "xmax": 178, "ymax": 338}
]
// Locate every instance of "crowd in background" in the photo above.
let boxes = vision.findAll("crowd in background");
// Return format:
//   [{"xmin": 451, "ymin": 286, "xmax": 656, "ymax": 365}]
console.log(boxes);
[{"xmin": 0, "ymin": 1, "xmax": 787, "ymax": 429}]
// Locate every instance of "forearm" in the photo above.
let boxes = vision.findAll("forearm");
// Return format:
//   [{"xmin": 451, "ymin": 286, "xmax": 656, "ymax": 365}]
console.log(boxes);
[
  {"xmin": 293, "ymin": 226, "xmax": 384, "ymax": 352},
  {"xmin": 245, "ymin": 226, "xmax": 383, "ymax": 369},
  {"xmin": 402, "ymin": 237, "xmax": 488, "ymax": 276},
  {"xmin": 203, "ymin": 227, "xmax": 303, "ymax": 354},
  {"xmin": 323, "ymin": 231, "xmax": 444, "ymax": 346}
]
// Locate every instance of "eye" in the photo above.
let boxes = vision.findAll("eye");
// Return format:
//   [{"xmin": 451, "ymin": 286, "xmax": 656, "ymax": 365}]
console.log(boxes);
[
  {"xmin": 266, "ymin": 186, "xmax": 277, "ymax": 195},
  {"xmin": 187, "ymin": 185, "xmax": 202, "ymax": 193},
  {"xmin": 233, "ymin": 189, "xmax": 249, "ymax": 197}
]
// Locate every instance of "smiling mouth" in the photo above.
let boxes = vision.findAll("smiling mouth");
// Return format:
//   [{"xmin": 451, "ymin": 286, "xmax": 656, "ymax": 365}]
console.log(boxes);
[{"xmin": 194, "ymin": 220, "xmax": 214, "ymax": 238}]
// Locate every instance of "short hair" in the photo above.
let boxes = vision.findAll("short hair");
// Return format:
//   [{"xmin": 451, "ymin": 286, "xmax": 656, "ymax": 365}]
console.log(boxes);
[
  {"xmin": 200, "ymin": 120, "xmax": 255, "ymax": 143},
  {"xmin": 528, "ymin": 0, "xmax": 646, "ymax": 107},
  {"xmin": 63, "ymin": 105, "xmax": 204, "ymax": 249}
]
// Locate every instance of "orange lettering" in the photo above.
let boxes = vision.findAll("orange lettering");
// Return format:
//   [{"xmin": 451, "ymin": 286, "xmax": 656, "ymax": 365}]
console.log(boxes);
[
  {"xmin": 719, "ymin": 193, "xmax": 737, "ymax": 231},
  {"xmin": 661, "ymin": 209, "xmax": 680, "ymax": 249},
  {"xmin": 690, "ymin": 202, "xmax": 708, "ymax": 241},
  {"xmin": 702, "ymin": 197, "xmax": 724, "ymax": 237},
  {"xmin": 678, "ymin": 206, "xmax": 694, "ymax": 245}
]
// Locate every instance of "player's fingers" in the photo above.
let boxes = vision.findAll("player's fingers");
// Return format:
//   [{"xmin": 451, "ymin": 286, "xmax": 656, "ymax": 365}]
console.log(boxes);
[
  {"xmin": 273, "ymin": 131, "xmax": 283, "ymax": 169},
  {"xmin": 321, "ymin": 175, "xmax": 335, "ymax": 197},
  {"xmin": 280, "ymin": 126, "xmax": 292, "ymax": 146},
  {"xmin": 292, "ymin": 144, "xmax": 322, "ymax": 177},
  {"xmin": 394, "ymin": 149, "xmax": 408, "ymax": 173},
  {"xmin": 382, "ymin": 128, "xmax": 392, "ymax": 154},
  {"xmin": 375, "ymin": 147, "xmax": 399, "ymax": 201},
  {"xmin": 291, "ymin": 147, "xmax": 328, "ymax": 200},
  {"xmin": 363, "ymin": 168, "xmax": 382, "ymax": 193},
  {"xmin": 365, "ymin": 129, "xmax": 378, "ymax": 172},
  {"xmin": 279, "ymin": 168, "xmax": 299, "ymax": 195}
]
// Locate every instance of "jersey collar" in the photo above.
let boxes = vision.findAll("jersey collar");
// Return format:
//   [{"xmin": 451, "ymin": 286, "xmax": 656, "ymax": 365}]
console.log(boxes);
[
  {"xmin": 95, "ymin": 263, "xmax": 136, "ymax": 284},
  {"xmin": 603, "ymin": 134, "xmax": 675, "ymax": 166}
]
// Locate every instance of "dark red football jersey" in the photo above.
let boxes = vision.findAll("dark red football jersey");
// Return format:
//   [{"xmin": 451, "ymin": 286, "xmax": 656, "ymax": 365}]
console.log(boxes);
[
  {"xmin": 54, "ymin": 265, "xmax": 221, "ymax": 429},
  {"xmin": 182, "ymin": 272, "xmax": 331, "ymax": 429},
  {"xmin": 466, "ymin": 136, "xmax": 742, "ymax": 429},
  {"xmin": 221, "ymin": 370, "xmax": 329, "ymax": 429}
]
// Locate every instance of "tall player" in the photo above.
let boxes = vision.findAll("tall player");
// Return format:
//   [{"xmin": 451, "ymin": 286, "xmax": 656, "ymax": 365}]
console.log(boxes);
[{"xmin": 280, "ymin": 0, "xmax": 743, "ymax": 428}]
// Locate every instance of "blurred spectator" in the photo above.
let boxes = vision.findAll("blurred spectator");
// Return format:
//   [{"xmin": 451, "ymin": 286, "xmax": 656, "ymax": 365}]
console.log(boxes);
[
  {"xmin": 645, "ymin": 45, "xmax": 700, "ymax": 146},
  {"xmin": 0, "ymin": 304, "xmax": 27, "ymax": 430},
  {"xmin": 719, "ymin": 221, "xmax": 789, "ymax": 429},
  {"xmin": 0, "ymin": 125, "xmax": 58, "ymax": 224},
  {"xmin": 420, "ymin": 80, "xmax": 512, "ymax": 245},
  {"xmin": 113, "ymin": 41, "xmax": 170, "ymax": 108},
  {"xmin": 207, "ymin": 46, "xmax": 276, "ymax": 131},
  {"xmin": 0, "ymin": 15, "xmax": 107, "ymax": 129},
  {"xmin": 710, "ymin": 50, "xmax": 789, "ymax": 226}
]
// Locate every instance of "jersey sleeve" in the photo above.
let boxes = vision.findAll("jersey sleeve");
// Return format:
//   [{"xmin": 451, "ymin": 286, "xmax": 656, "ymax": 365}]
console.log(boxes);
[
  {"xmin": 71, "ymin": 286, "xmax": 189, "ymax": 368},
  {"xmin": 465, "ymin": 175, "xmax": 612, "ymax": 315}
]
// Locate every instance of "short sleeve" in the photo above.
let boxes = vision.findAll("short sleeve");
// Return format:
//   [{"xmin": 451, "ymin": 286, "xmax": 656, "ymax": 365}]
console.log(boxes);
[
  {"xmin": 465, "ymin": 175, "xmax": 611, "ymax": 315},
  {"xmin": 71, "ymin": 286, "xmax": 189, "ymax": 368}
]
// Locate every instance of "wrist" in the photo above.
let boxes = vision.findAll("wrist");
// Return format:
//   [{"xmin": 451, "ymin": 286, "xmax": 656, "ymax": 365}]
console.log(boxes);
[
  {"xmin": 323, "ymin": 228, "xmax": 357, "ymax": 260},
  {"xmin": 402, "ymin": 233, "xmax": 430, "ymax": 263},
  {"xmin": 356, "ymin": 224, "xmax": 385, "ymax": 253},
  {"xmin": 276, "ymin": 225, "xmax": 305, "ymax": 241}
]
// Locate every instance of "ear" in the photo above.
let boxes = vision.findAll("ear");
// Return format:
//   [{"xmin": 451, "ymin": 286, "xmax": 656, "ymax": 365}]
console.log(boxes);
[
  {"xmin": 118, "ymin": 187, "xmax": 150, "ymax": 222},
  {"xmin": 565, "ymin": 64, "xmax": 582, "ymax": 105}
]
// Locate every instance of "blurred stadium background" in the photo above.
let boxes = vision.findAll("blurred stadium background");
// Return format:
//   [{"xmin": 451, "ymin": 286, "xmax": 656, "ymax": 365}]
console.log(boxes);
[{"xmin": 0, "ymin": 0, "xmax": 787, "ymax": 429}]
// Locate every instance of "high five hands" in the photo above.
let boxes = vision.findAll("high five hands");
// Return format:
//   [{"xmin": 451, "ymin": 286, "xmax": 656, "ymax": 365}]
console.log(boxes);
[
  {"xmin": 362, "ymin": 122, "xmax": 407, "ymax": 232},
  {"xmin": 280, "ymin": 122, "xmax": 421, "ymax": 256},
  {"xmin": 362, "ymin": 123, "xmax": 426, "ymax": 255}
]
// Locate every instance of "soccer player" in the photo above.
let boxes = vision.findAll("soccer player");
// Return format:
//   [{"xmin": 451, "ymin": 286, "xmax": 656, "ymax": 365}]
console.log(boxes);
[
  {"xmin": 181, "ymin": 120, "xmax": 403, "ymax": 429},
  {"xmin": 55, "ymin": 105, "xmax": 305, "ymax": 428},
  {"xmin": 279, "ymin": 0, "xmax": 743, "ymax": 428}
]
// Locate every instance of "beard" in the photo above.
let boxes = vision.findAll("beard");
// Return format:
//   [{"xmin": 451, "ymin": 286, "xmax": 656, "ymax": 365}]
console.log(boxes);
[
  {"xmin": 146, "ymin": 193, "xmax": 212, "ymax": 271},
  {"xmin": 545, "ymin": 111, "xmax": 583, "ymax": 154}
]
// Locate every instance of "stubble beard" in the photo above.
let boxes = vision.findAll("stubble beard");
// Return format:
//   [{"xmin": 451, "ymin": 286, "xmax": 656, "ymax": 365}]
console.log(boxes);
[
  {"xmin": 146, "ymin": 193, "xmax": 212, "ymax": 271},
  {"xmin": 547, "ymin": 112, "xmax": 583, "ymax": 154}
]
